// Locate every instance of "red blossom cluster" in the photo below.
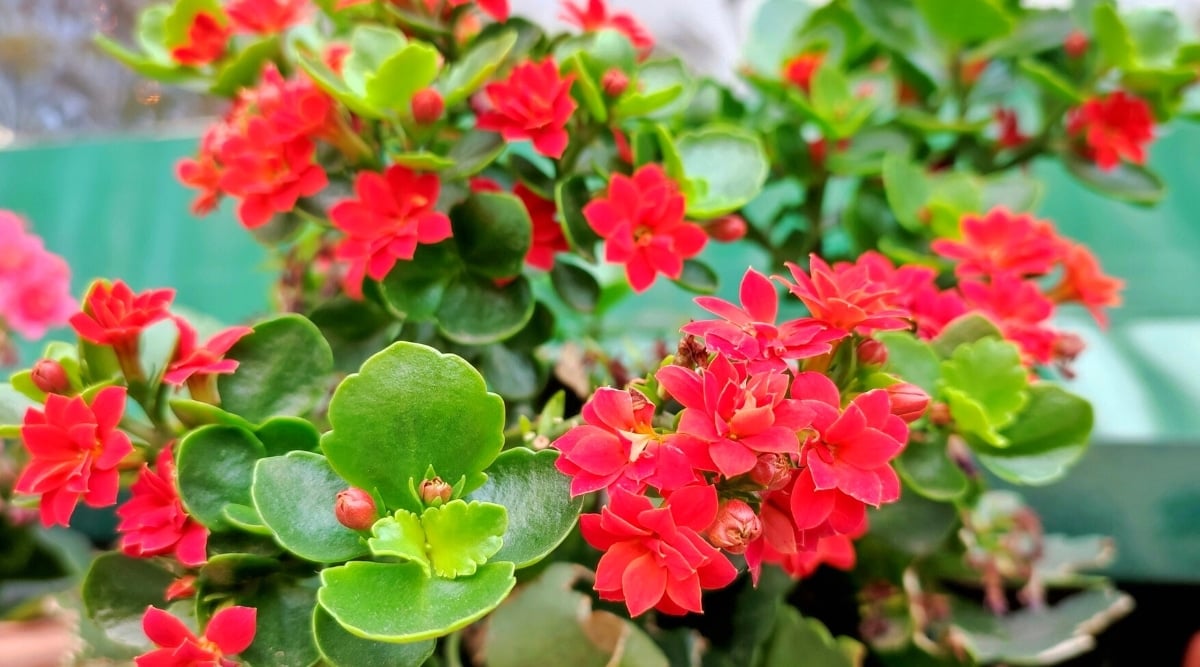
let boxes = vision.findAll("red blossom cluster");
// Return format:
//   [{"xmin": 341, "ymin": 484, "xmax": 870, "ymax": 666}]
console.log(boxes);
[
  {"xmin": 137, "ymin": 605, "xmax": 256, "ymax": 667},
  {"xmin": 555, "ymin": 259, "xmax": 924, "ymax": 616},
  {"xmin": 1067, "ymin": 90, "xmax": 1156, "ymax": 171},
  {"xmin": 560, "ymin": 0, "xmax": 655, "ymax": 58},
  {"xmin": 0, "ymin": 211, "xmax": 76, "ymax": 341}
]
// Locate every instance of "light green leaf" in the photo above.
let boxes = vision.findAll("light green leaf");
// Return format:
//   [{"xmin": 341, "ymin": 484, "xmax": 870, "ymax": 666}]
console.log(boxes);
[
  {"xmin": 972, "ymin": 383, "xmax": 1094, "ymax": 486},
  {"xmin": 1017, "ymin": 59, "xmax": 1085, "ymax": 103},
  {"xmin": 211, "ymin": 36, "xmax": 277, "ymax": 96},
  {"xmin": 422, "ymin": 500, "xmax": 507, "ymax": 577},
  {"xmin": 940, "ymin": 338, "xmax": 1029, "ymax": 446},
  {"xmin": 761, "ymin": 607, "xmax": 862, "ymax": 667},
  {"xmin": 343, "ymin": 25, "xmax": 408, "ymax": 96},
  {"xmin": 177, "ymin": 425, "xmax": 266, "ymax": 531},
  {"xmin": 877, "ymin": 332, "xmax": 941, "ymax": 395},
  {"xmin": 438, "ymin": 29, "xmax": 518, "ymax": 106},
  {"xmin": 895, "ymin": 432, "xmax": 970, "ymax": 501},
  {"xmin": 882, "ymin": 154, "xmax": 931, "ymax": 232},
  {"xmin": 1094, "ymin": 3, "xmax": 1135, "ymax": 68},
  {"xmin": 217, "ymin": 314, "xmax": 334, "ymax": 424},
  {"xmin": 930, "ymin": 314, "xmax": 1003, "ymax": 359},
  {"xmin": 366, "ymin": 42, "xmax": 441, "ymax": 113},
  {"xmin": 251, "ymin": 452, "xmax": 370, "ymax": 563},
  {"xmin": 915, "ymin": 0, "xmax": 1013, "ymax": 44},
  {"xmin": 676, "ymin": 127, "xmax": 769, "ymax": 219},
  {"xmin": 368, "ymin": 511, "xmax": 430, "ymax": 574}
]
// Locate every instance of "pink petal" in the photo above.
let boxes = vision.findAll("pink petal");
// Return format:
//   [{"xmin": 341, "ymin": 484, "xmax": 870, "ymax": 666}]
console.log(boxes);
[
  {"xmin": 739, "ymin": 268, "xmax": 779, "ymax": 323},
  {"xmin": 622, "ymin": 553, "xmax": 667, "ymax": 617},
  {"xmin": 206, "ymin": 606, "xmax": 256, "ymax": 655},
  {"xmin": 143, "ymin": 607, "xmax": 197, "ymax": 648}
]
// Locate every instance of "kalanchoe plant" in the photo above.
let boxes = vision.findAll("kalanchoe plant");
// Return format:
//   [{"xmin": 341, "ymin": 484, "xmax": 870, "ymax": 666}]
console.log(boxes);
[{"xmin": 2, "ymin": 0, "xmax": 1198, "ymax": 664}]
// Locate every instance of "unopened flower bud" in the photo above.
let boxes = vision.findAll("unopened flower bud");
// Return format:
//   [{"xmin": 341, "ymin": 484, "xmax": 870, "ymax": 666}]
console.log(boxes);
[
  {"xmin": 704, "ymin": 214, "xmax": 748, "ymax": 243},
  {"xmin": 31, "ymin": 359, "xmax": 70, "ymax": 394},
  {"xmin": 707, "ymin": 500, "xmax": 762, "ymax": 554},
  {"xmin": 748, "ymin": 453, "xmax": 792, "ymax": 491},
  {"xmin": 335, "ymin": 488, "xmax": 376, "ymax": 530},
  {"xmin": 419, "ymin": 477, "xmax": 453, "ymax": 505},
  {"xmin": 165, "ymin": 575, "xmax": 197, "ymax": 601},
  {"xmin": 1064, "ymin": 30, "xmax": 1089, "ymax": 59},
  {"xmin": 600, "ymin": 68, "xmax": 630, "ymax": 97},
  {"xmin": 856, "ymin": 339, "xmax": 888, "ymax": 367},
  {"xmin": 885, "ymin": 382, "xmax": 930, "ymax": 423},
  {"xmin": 411, "ymin": 88, "xmax": 445, "ymax": 125},
  {"xmin": 928, "ymin": 402, "xmax": 952, "ymax": 426}
]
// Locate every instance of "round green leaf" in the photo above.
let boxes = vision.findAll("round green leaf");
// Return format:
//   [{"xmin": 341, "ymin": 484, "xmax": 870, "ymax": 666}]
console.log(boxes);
[
  {"xmin": 251, "ymin": 452, "xmax": 370, "ymax": 563},
  {"xmin": 218, "ymin": 314, "xmax": 334, "ymax": 424},
  {"xmin": 672, "ymin": 259, "xmax": 719, "ymax": 295},
  {"xmin": 237, "ymin": 579, "xmax": 320, "ymax": 667},
  {"xmin": 314, "ymin": 607, "xmax": 435, "ymax": 667},
  {"xmin": 437, "ymin": 29, "xmax": 518, "ymax": 106},
  {"xmin": 550, "ymin": 261, "xmax": 600, "ymax": 313},
  {"xmin": 254, "ymin": 416, "xmax": 320, "ymax": 457},
  {"xmin": 423, "ymin": 500, "xmax": 507, "ymax": 578},
  {"xmin": 469, "ymin": 448, "xmax": 583, "ymax": 568},
  {"xmin": 444, "ymin": 130, "xmax": 507, "ymax": 179},
  {"xmin": 940, "ymin": 338, "xmax": 1030, "ymax": 447},
  {"xmin": 478, "ymin": 344, "xmax": 544, "ymax": 400},
  {"xmin": 169, "ymin": 398, "xmax": 255, "ymax": 431},
  {"xmin": 318, "ymin": 561, "xmax": 517, "ymax": 642},
  {"xmin": 556, "ymin": 175, "xmax": 600, "ymax": 262},
  {"xmin": 436, "ymin": 274, "xmax": 535, "ymax": 345},
  {"xmin": 222, "ymin": 504, "xmax": 273, "ymax": 535},
  {"xmin": 973, "ymin": 383, "xmax": 1094, "ymax": 486},
  {"xmin": 321, "ymin": 342, "xmax": 505, "ymax": 511},
  {"xmin": 676, "ymin": 127, "xmax": 769, "ymax": 219},
  {"xmin": 914, "ymin": 0, "xmax": 1013, "ymax": 44},
  {"xmin": 1063, "ymin": 153, "xmax": 1165, "ymax": 206},
  {"xmin": 930, "ymin": 314, "xmax": 1004, "ymax": 358},
  {"xmin": 895, "ymin": 434, "xmax": 970, "ymax": 502},
  {"xmin": 877, "ymin": 332, "xmax": 941, "ymax": 395},
  {"xmin": 177, "ymin": 425, "xmax": 266, "ymax": 531},
  {"xmin": 380, "ymin": 241, "xmax": 460, "ymax": 322},
  {"xmin": 365, "ymin": 42, "xmax": 440, "ymax": 112},
  {"xmin": 82, "ymin": 554, "xmax": 174, "ymax": 649},
  {"xmin": 451, "ymin": 192, "xmax": 532, "ymax": 279}
]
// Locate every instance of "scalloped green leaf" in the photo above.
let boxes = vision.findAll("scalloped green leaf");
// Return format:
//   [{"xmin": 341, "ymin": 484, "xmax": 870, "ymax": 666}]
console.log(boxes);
[
  {"xmin": 314, "ymin": 607, "xmax": 435, "ymax": 667},
  {"xmin": 930, "ymin": 313, "xmax": 1004, "ymax": 358},
  {"xmin": 940, "ymin": 338, "xmax": 1029, "ymax": 447},
  {"xmin": 251, "ymin": 452, "xmax": 370, "ymax": 563},
  {"xmin": 369, "ymin": 511, "xmax": 429, "ymax": 573},
  {"xmin": 177, "ymin": 425, "xmax": 266, "ymax": 531},
  {"xmin": 321, "ymin": 342, "xmax": 505, "ymax": 512},
  {"xmin": 217, "ymin": 314, "xmax": 334, "ymax": 424},
  {"xmin": 438, "ymin": 28, "xmax": 518, "ymax": 106},
  {"xmin": 318, "ymin": 561, "xmax": 517, "ymax": 642},
  {"xmin": 972, "ymin": 383, "xmax": 1094, "ymax": 486},
  {"xmin": 422, "ymin": 500, "xmax": 507, "ymax": 577},
  {"xmin": 82, "ymin": 554, "xmax": 174, "ymax": 649},
  {"xmin": 877, "ymin": 332, "xmax": 941, "ymax": 395},
  {"xmin": 452, "ymin": 192, "xmax": 533, "ymax": 279},
  {"xmin": 366, "ymin": 41, "xmax": 441, "ymax": 113},
  {"xmin": 468, "ymin": 448, "xmax": 583, "ymax": 568},
  {"xmin": 676, "ymin": 127, "xmax": 769, "ymax": 219}
]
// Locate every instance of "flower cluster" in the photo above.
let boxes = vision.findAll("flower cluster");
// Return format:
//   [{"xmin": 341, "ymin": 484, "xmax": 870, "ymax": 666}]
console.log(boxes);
[
  {"xmin": 555, "ymin": 260, "xmax": 923, "ymax": 616},
  {"xmin": 0, "ymin": 211, "xmax": 75, "ymax": 342},
  {"xmin": 1067, "ymin": 90, "xmax": 1156, "ymax": 171},
  {"xmin": 137, "ymin": 605, "xmax": 256, "ymax": 667}
]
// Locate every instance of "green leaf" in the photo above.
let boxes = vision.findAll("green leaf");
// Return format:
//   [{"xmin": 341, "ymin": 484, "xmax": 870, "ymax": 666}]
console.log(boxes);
[
  {"xmin": 1093, "ymin": 3, "xmax": 1135, "ymax": 68},
  {"xmin": 1017, "ymin": 59, "xmax": 1084, "ymax": 103},
  {"xmin": 251, "ymin": 452, "xmax": 370, "ymax": 563},
  {"xmin": 0, "ymin": 384, "xmax": 35, "ymax": 435},
  {"xmin": 930, "ymin": 314, "xmax": 1003, "ymax": 358},
  {"xmin": 882, "ymin": 154, "xmax": 931, "ymax": 232},
  {"xmin": 163, "ymin": 0, "xmax": 223, "ymax": 48},
  {"xmin": 169, "ymin": 398, "xmax": 255, "ymax": 431},
  {"xmin": 438, "ymin": 29, "xmax": 518, "ymax": 106},
  {"xmin": 309, "ymin": 295, "xmax": 403, "ymax": 373},
  {"xmin": 826, "ymin": 127, "xmax": 914, "ymax": 177},
  {"xmin": 672, "ymin": 259, "xmax": 720, "ymax": 295},
  {"xmin": 468, "ymin": 448, "xmax": 583, "ymax": 568},
  {"xmin": 380, "ymin": 241, "xmax": 459, "ymax": 322},
  {"xmin": 443, "ymin": 130, "xmax": 507, "ymax": 179},
  {"xmin": 82, "ymin": 554, "xmax": 174, "ymax": 649},
  {"xmin": 343, "ymin": 25, "xmax": 408, "ymax": 96},
  {"xmin": 197, "ymin": 553, "xmax": 278, "ymax": 593},
  {"xmin": 321, "ymin": 342, "xmax": 505, "ymax": 511},
  {"xmin": 254, "ymin": 416, "xmax": 320, "ymax": 457},
  {"xmin": 809, "ymin": 66, "xmax": 873, "ymax": 139},
  {"xmin": 366, "ymin": 42, "xmax": 441, "ymax": 113},
  {"xmin": 972, "ymin": 383, "xmax": 1093, "ymax": 486},
  {"xmin": 297, "ymin": 54, "xmax": 379, "ymax": 118},
  {"xmin": 556, "ymin": 175, "xmax": 600, "ymax": 262},
  {"xmin": 314, "ymin": 607, "xmax": 435, "ymax": 667},
  {"xmin": 237, "ymin": 579, "xmax": 320, "ymax": 667},
  {"xmin": 222, "ymin": 504, "xmax": 273, "ymax": 535},
  {"xmin": 368, "ymin": 511, "xmax": 430, "ymax": 573},
  {"xmin": 551, "ymin": 261, "xmax": 600, "ymax": 313},
  {"xmin": 388, "ymin": 151, "xmax": 456, "ymax": 171},
  {"xmin": 676, "ymin": 127, "xmax": 769, "ymax": 219},
  {"xmin": 318, "ymin": 561, "xmax": 517, "ymax": 642},
  {"xmin": 565, "ymin": 53, "xmax": 608, "ymax": 122},
  {"xmin": 761, "ymin": 607, "xmax": 862, "ymax": 667},
  {"xmin": 437, "ymin": 274, "xmax": 535, "ymax": 345},
  {"xmin": 939, "ymin": 338, "xmax": 1029, "ymax": 446},
  {"xmin": 895, "ymin": 432, "xmax": 970, "ymax": 501},
  {"xmin": 1126, "ymin": 9, "xmax": 1181, "ymax": 66},
  {"xmin": 94, "ymin": 34, "xmax": 198, "ymax": 84},
  {"xmin": 177, "ymin": 425, "xmax": 266, "ymax": 531},
  {"xmin": 478, "ymin": 344, "xmax": 543, "ymax": 400},
  {"xmin": 985, "ymin": 10, "xmax": 1075, "ymax": 57},
  {"xmin": 1062, "ymin": 152, "xmax": 1165, "ymax": 206},
  {"xmin": 914, "ymin": 0, "xmax": 1013, "ymax": 44},
  {"xmin": 422, "ymin": 500, "xmax": 507, "ymax": 577},
  {"xmin": 217, "ymin": 314, "xmax": 334, "ymax": 424},
  {"xmin": 451, "ymin": 192, "xmax": 532, "ymax": 279},
  {"xmin": 211, "ymin": 36, "xmax": 278, "ymax": 96},
  {"xmin": 877, "ymin": 332, "xmax": 941, "ymax": 395}
]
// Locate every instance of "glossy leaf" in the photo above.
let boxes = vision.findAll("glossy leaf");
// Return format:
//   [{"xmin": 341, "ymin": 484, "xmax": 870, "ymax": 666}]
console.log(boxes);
[
  {"xmin": 237, "ymin": 579, "xmax": 320, "ymax": 667},
  {"xmin": 438, "ymin": 29, "xmax": 518, "ymax": 106},
  {"xmin": 254, "ymin": 416, "xmax": 320, "ymax": 457},
  {"xmin": 556, "ymin": 175, "xmax": 600, "ymax": 261},
  {"xmin": 169, "ymin": 398, "xmax": 255, "ymax": 431},
  {"xmin": 82, "ymin": 554, "xmax": 174, "ymax": 649},
  {"xmin": 321, "ymin": 342, "xmax": 505, "ymax": 511},
  {"xmin": 1093, "ymin": 3, "xmax": 1135, "ymax": 68},
  {"xmin": 368, "ymin": 511, "xmax": 430, "ymax": 572},
  {"xmin": 1018, "ymin": 58, "xmax": 1084, "ymax": 103},
  {"xmin": 672, "ymin": 259, "xmax": 720, "ymax": 295},
  {"xmin": 761, "ymin": 607, "xmax": 862, "ymax": 667},
  {"xmin": 940, "ymin": 338, "xmax": 1029, "ymax": 447},
  {"xmin": 1063, "ymin": 152, "xmax": 1165, "ymax": 206},
  {"xmin": 380, "ymin": 241, "xmax": 459, "ymax": 322},
  {"xmin": 914, "ymin": 0, "xmax": 1013, "ymax": 44},
  {"xmin": 551, "ymin": 261, "xmax": 600, "ymax": 312},
  {"xmin": 365, "ymin": 42, "xmax": 440, "ymax": 113},
  {"xmin": 930, "ymin": 314, "xmax": 1004, "ymax": 358},
  {"xmin": 451, "ymin": 192, "xmax": 532, "ymax": 280},
  {"xmin": 468, "ymin": 448, "xmax": 583, "ymax": 568},
  {"xmin": 251, "ymin": 452, "xmax": 370, "ymax": 563},
  {"xmin": 878, "ymin": 332, "xmax": 941, "ymax": 395},
  {"xmin": 314, "ymin": 607, "xmax": 435, "ymax": 667},
  {"xmin": 443, "ymin": 130, "xmax": 507, "ymax": 179},
  {"xmin": 211, "ymin": 36, "xmax": 278, "ymax": 96},
  {"xmin": 882, "ymin": 154, "xmax": 931, "ymax": 232},
  {"xmin": 437, "ymin": 274, "xmax": 535, "ymax": 345},
  {"xmin": 422, "ymin": 500, "xmax": 507, "ymax": 577},
  {"xmin": 676, "ymin": 127, "xmax": 769, "ymax": 219},
  {"xmin": 218, "ymin": 314, "xmax": 334, "ymax": 424},
  {"xmin": 972, "ymin": 383, "xmax": 1094, "ymax": 486},
  {"xmin": 177, "ymin": 425, "xmax": 266, "ymax": 531},
  {"xmin": 895, "ymin": 432, "xmax": 970, "ymax": 501},
  {"xmin": 318, "ymin": 561, "xmax": 517, "ymax": 642}
]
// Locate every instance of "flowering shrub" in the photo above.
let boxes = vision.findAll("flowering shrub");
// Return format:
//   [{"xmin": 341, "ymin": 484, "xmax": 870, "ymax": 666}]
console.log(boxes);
[{"xmin": 2, "ymin": 0, "xmax": 1197, "ymax": 665}]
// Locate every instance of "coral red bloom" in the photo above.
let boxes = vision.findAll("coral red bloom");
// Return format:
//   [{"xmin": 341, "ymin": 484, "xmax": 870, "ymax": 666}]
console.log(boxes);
[
  {"xmin": 656, "ymin": 354, "xmax": 811, "ymax": 478},
  {"xmin": 857, "ymin": 252, "xmax": 965, "ymax": 340},
  {"xmin": 931, "ymin": 207, "xmax": 1064, "ymax": 279},
  {"xmin": 170, "ymin": 11, "xmax": 230, "ymax": 66},
  {"xmin": 581, "ymin": 485, "xmax": 737, "ymax": 616},
  {"xmin": 514, "ymin": 184, "xmax": 569, "ymax": 270},
  {"xmin": 137, "ymin": 605, "xmax": 256, "ymax": 667},
  {"xmin": 553, "ymin": 387, "xmax": 697, "ymax": 496},
  {"xmin": 226, "ymin": 0, "xmax": 310, "ymax": 34},
  {"xmin": 244, "ymin": 65, "xmax": 337, "ymax": 143},
  {"xmin": 15, "ymin": 387, "xmax": 133, "ymax": 527},
  {"xmin": 561, "ymin": 0, "xmax": 655, "ymax": 58},
  {"xmin": 777, "ymin": 254, "xmax": 911, "ymax": 337},
  {"xmin": 165, "ymin": 575, "xmax": 198, "ymax": 601},
  {"xmin": 960, "ymin": 273, "xmax": 1059, "ymax": 364},
  {"xmin": 218, "ymin": 124, "xmax": 328, "ymax": 229},
  {"xmin": 69, "ymin": 280, "xmax": 175, "ymax": 350},
  {"xmin": 476, "ymin": 59, "xmax": 576, "ymax": 158},
  {"xmin": 1048, "ymin": 243, "xmax": 1124, "ymax": 327},
  {"xmin": 118, "ymin": 446, "xmax": 208, "ymax": 566},
  {"xmin": 164, "ymin": 318, "xmax": 254, "ymax": 386},
  {"xmin": 584, "ymin": 164, "xmax": 708, "ymax": 292},
  {"xmin": 331, "ymin": 165, "xmax": 452, "ymax": 299},
  {"xmin": 682, "ymin": 267, "xmax": 841, "ymax": 372},
  {"xmin": 783, "ymin": 52, "xmax": 824, "ymax": 93},
  {"xmin": 1067, "ymin": 90, "xmax": 1155, "ymax": 170},
  {"xmin": 765, "ymin": 525, "xmax": 861, "ymax": 580}
]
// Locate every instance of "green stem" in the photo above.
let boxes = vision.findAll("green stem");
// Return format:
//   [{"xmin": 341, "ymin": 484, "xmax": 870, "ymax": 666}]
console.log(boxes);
[{"xmin": 443, "ymin": 630, "xmax": 464, "ymax": 667}]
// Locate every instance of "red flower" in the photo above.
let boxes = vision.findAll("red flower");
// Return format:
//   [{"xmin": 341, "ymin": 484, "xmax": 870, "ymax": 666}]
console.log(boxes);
[
  {"xmin": 561, "ymin": 0, "xmax": 655, "ymax": 58},
  {"xmin": 994, "ymin": 108, "xmax": 1027, "ymax": 148},
  {"xmin": 777, "ymin": 254, "xmax": 910, "ymax": 337},
  {"xmin": 1067, "ymin": 90, "xmax": 1155, "ymax": 171},
  {"xmin": 0, "ymin": 250, "xmax": 75, "ymax": 341},
  {"xmin": 331, "ymin": 165, "xmax": 453, "ymax": 299},
  {"xmin": 960, "ymin": 273, "xmax": 1059, "ymax": 364},
  {"xmin": 164, "ymin": 318, "xmax": 254, "ymax": 386},
  {"xmin": 656, "ymin": 354, "xmax": 811, "ymax": 478},
  {"xmin": 476, "ymin": 59, "xmax": 576, "ymax": 158},
  {"xmin": 244, "ymin": 65, "xmax": 336, "ymax": 143},
  {"xmin": 514, "ymin": 184, "xmax": 569, "ymax": 270},
  {"xmin": 170, "ymin": 11, "xmax": 230, "ymax": 66},
  {"xmin": 15, "ymin": 387, "xmax": 133, "ymax": 527},
  {"xmin": 117, "ymin": 446, "xmax": 208, "ymax": 567},
  {"xmin": 583, "ymin": 164, "xmax": 707, "ymax": 292},
  {"xmin": 553, "ymin": 387, "xmax": 697, "ymax": 496},
  {"xmin": 783, "ymin": 52, "xmax": 824, "ymax": 93},
  {"xmin": 69, "ymin": 280, "xmax": 175, "ymax": 350},
  {"xmin": 765, "ymin": 525, "xmax": 861, "ymax": 580},
  {"xmin": 581, "ymin": 485, "xmax": 737, "ymax": 616},
  {"xmin": 857, "ymin": 252, "xmax": 965, "ymax": 340},
  {"xmin": 448, "ymin": 0, "xmax": 509, "ymax": 21},
  {"xmin": 136, "ymin": 605, "xmax": 256, "ymax": 667},
  {"xmin": 217, "ymin": 124, "xmax": 328, "ymax": 229},
  {"xmin": 165, "ymin": 576, "xmax": 198, "ymax": 601},
  {"xmin": 931, "ymin": 207, "xmax": 1064, "ymax": 279},
  {"xmin": 226, "ymin": 0, "xmax": 310, "ymax": 34},
  {"xmin": 682, "ymin": 267, "xmax": 841, "ymax": 372},
  {"xmin": 1048, "ymin": 243, "xmax": 1123, "ymax": 327}
]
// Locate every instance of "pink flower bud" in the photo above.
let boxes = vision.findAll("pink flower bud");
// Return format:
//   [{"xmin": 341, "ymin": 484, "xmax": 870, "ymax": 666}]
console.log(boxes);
[
  {"xmin": 335, "ymin": 488, "xmax": 376, "ymax": 530},
  {"xmin": 885, "ymin": 382, "xmax": 930, "ymax": 423},
  {"xmin": 411, "ymin": 88, "xmax": 445, "ymax": 125},
  {"xmin": 1064, "ymin": 30, "xmax": 1089, "ymax": 59},
  {"xmin": 704, "ymin": 214, "xmax": 748, "ymax": 243},
  {"xmin": 165, "ymin": 575, "xmax": 197, "ymax": 601},
  {"xmin": 706, "ymin": 500, "xmax": 762, "ymax": 554},
  {"xmin": 748, "ymin": 453, "xmax": 792, "ymax": 491},
  {"xmin": 419, "ymin": 477, "xmax": 453, "ymax": 505},
  {"xmin": 31, "ymin": 359, "xmax": 70, "ymax": 394},
  {"xmin": 856, "ymin": 339, "xmax": 888, "ymax": 367},
  {"xmin": 600, "ymin": 68, "xmax": 630, "ymax": 97}
]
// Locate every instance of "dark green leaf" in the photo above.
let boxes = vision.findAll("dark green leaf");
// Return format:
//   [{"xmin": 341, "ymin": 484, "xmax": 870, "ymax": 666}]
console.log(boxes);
[
  {"xmin": 451, "ymin": 192, "xmax": 532, "ymax": 280},
  {"xmin": 895, "ymin": 432, "xmax": 970, "ymax": 501},
  {"xmin": 314, "ymin": 607, "xmax": 435, "ymax": 667},
  {"xmin": 380, "ymin": 241, "xmax": 460, "ymax": 322},
  {"xmin": 1063, "ymin": 152, "xmax": 1165, "ymax": 206},
  {"xmin": 556, "ymin": 175, "xmax": 600, "ymax": 262},
  {"xmin": 254, "ymin": 416, "xmax": 320, "ymax": 456},
  {"xmin": 672, "ymin": 259, "xmax": 720, "ymax": 295},
  {"xmin": 550, "ymin": 261, "xmax": 600, "ymax": 313},
  {"xmin": 177, "ymin": 425, "xmax": 266, "ymax": 531},
  {"xmin": 444, "ymin": 131, "xmax": 507, "ymax": 179},
  {"xmin": 437, "ymin": 274, "xmax": 535, "ymax": 345},
  {"xmin": 217, "ymin": 314, "xmax": 334, "ymax": 424},
  {"xmin": 251, "ymin": 452, "xmax": 370, "ymax": 563},
  {"xmin": 972, "ymin": 383, "xmax": 1094, "ymax": 486},
  {"xmin": 237, "ymin": 579, "xmax": 320, "ymax": 667},
  {"xmin": 82, "ymin": 554, "xmax": 174, "ymax": 649},
  {"xmin": 761, "ymin": 607, "xmax": 862, "ymax": 667}
]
